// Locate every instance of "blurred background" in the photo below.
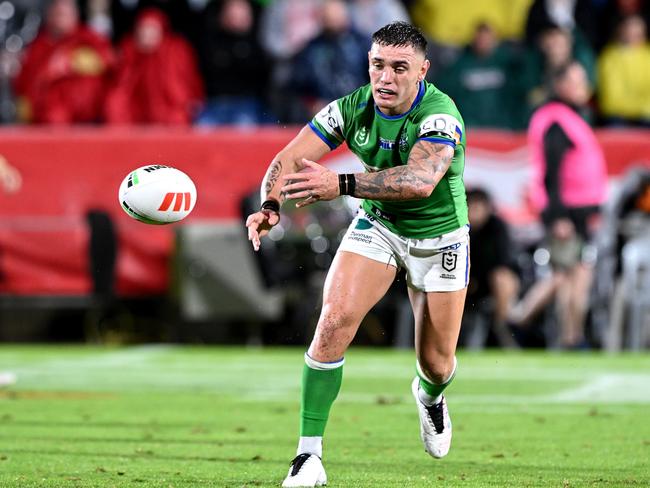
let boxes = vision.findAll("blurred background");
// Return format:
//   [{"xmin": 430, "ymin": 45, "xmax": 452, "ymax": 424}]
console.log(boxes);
[{"xmin": 0, "ymin": 0, "xmax": 648, "ymax": 352}]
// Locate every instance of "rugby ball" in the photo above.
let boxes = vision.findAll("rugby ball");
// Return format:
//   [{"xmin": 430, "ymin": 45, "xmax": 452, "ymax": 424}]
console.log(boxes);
[{"xmin": 118, "ymin": 164, "xmax": 197, "ymax": 224}]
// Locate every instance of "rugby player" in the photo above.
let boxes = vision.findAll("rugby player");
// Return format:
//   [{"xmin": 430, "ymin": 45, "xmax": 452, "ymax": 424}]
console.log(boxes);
[{"xmin": 246, "ymin": 21, "xmax": 469, "ymax": 487}]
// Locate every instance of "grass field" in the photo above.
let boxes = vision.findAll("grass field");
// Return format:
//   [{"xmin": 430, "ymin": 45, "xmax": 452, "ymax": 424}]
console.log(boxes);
[{"xmin": 0, "ymin": 345, "xmax": 649, "ymax": 487}]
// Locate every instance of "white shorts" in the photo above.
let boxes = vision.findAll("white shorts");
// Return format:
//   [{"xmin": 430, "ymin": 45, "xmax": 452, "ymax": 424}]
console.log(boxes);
[{"xmin": 337, "ymin": 211, "xmax": 470, "ymax": 292}]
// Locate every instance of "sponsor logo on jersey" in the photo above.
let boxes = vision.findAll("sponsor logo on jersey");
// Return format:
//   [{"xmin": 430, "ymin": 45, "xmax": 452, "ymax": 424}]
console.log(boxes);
[
  {"xmin": 440, "ymin": 273, "xmax": 457, "ymax": 280},
  {"xmin": 440, "ymin": 243, "xmax": 461, "ymax": 252},
  {"xmin": 379, "ymin": 137, "xmax": 395, "ymax": 150},
  {"xmin": 354, "ymin": 127, "xmax": 370, "ymax": 146},
  {"xmin": 348, "ymin": 231, "xmax": 373, "ymax": 244},
  {"xmin": 442, "ymin": 251, "xmax": 458, "ymax": 272},
  {"xmin": 418, "ymin": 114, "xmax": 462, "ymax": 143}
]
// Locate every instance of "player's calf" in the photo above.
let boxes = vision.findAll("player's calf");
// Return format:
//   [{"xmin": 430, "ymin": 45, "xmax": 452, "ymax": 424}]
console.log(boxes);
[{"xmin": 412, "ymin": 358, "xmax": 457, "ymax": 458}]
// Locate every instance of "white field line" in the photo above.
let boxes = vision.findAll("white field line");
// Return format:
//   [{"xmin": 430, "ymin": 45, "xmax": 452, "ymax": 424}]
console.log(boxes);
[
  {"xmin": 1, "ymin": 348, "xmax": 649, "ymax": 404},
  {"xmin": 545, "ymin": 373, "xmax": 650, "ymax": 403}
]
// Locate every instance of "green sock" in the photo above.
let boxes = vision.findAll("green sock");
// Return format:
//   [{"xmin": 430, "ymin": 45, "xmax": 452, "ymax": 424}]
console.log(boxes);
[
  {"xmin": 300, "ymin": 355, "xmax": 344, "ymax": 437},
  {"xmin": 417, "ymin": 357, "xmax": 457, "ymax": 399}
]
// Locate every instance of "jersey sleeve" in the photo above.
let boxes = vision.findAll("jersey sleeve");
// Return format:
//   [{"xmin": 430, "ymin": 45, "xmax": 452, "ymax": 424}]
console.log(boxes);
[
  {"xmin": 416, "ymin": 113, "xmax": 463, "ymax": 148},
  {"xmin": 308, "ymin": 100, "xmax": 345, "ymax": 150}
]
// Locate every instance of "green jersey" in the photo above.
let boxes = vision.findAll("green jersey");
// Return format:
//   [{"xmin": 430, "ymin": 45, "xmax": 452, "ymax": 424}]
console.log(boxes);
[{"xmin": 309, "ymin": 81, "xmax": 468, "ymax": 238}]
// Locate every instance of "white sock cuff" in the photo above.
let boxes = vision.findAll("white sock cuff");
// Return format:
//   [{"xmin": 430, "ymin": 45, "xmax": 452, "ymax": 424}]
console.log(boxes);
[
  {"xmin": 416, "ymin": 356, "xmax": 457, "ymax": 385},
  {"xmin": 297, "ymin": 436, "xmax": 323, "ymax": 457},
  {"xmin": 304, "ymin": 352, "xmax": 344, "ymax": 370}
]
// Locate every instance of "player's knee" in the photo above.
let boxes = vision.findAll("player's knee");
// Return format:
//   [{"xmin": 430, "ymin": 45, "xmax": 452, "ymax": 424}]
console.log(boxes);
[
  {"xmin": 319, "ymin": 302, "xmax": 359, "ymax": 331},
  {"xmin": 418, "ymin": 355, "xmax": 456, "ymax": 384}
]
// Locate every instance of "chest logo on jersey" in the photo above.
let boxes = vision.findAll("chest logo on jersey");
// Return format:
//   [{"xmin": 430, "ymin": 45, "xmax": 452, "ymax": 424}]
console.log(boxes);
[
  {"xmin": 399, "ymin": 133, "xmax": 409, "ymax": 152},
  {"xmin": 354, "ymin": 127, "xmax": 369, "ymax": 146}
]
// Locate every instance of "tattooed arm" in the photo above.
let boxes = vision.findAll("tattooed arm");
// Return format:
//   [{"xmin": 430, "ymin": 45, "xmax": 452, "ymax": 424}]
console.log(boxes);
[
  {"xmin": 353, "ymin": 140, "xmax": 454, "ymax": 200},
  {"xmin": 281, "ymin": 140, "xmax": 455, "ymax": 206},
  {"xmin": 260, "ymin": 126, "xmax": 332, "ymax": 205},
  {"xmin": 246, "ymin": 125, "xmax": 331, "ymax": 250}
]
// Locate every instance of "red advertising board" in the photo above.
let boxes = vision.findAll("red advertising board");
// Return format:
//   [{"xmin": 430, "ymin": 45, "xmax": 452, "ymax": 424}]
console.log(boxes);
[{"xmin": 0, "ymin": 127, "xmax": 648, "ymax": 295}]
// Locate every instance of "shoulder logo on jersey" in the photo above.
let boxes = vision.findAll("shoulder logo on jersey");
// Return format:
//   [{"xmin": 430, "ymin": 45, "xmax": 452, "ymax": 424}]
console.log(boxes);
[
  {"xmin": 314, "ymin": 102, "xmax": 344, "ymax": 140},
  {"xmin": 354, "ymin": 127, "xmax": 369, "ymax": 146},
  {"xmin": 418, "ymin": 114, "xmax": 463, "ymax": 143}
]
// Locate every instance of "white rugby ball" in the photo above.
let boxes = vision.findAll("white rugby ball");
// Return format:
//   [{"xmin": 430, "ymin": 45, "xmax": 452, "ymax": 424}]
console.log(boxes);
[{"xmin": 118, "ymin": 164, "xmax": 197, "ymax": 224}]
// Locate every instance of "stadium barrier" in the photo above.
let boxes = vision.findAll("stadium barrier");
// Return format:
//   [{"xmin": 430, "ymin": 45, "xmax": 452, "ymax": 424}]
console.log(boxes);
[{"xmin": 0, "ymin": 127, "xmax": 648, "ymax": 297}]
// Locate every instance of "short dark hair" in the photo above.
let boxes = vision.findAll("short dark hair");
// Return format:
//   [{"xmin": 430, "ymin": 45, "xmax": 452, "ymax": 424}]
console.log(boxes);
[
  {"xmin": 466, "ymin": 187, "xmax": 492, "ymax": 205},
  {"xmin": 372, "ymin": 21, "xmax": 427, "ymax": 54}
]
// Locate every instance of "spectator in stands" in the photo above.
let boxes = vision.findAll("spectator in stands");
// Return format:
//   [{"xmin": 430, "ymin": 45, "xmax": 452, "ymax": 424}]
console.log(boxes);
[
  {"xmin": 464, "ymin": 188, "xmax": 520, "ymax": 348},
  {"xmin": 509, "ymin": 61, "xmax": 607, "ymax": 349},
  {"xmin": 435, "ymin": 22, "xmax": 520, "ymax": 129},
  {"xmin": 258, "ymin": 0, "xmax": 323, "ymax": 123},
  {"xmin": 410, "ymin": 0, "xmax": 533, "ymax": 47},
  {"xmin": 518, "ymin": 24, "xmax": 596, "ymax": 125},
  {"xmin": 104, "ymin": 8, "xmax": 204, "ymax": 125},
  {"xmin": 596, "ymin": 0, "xmax": 650, "ymax": 51},
  {"xmin": 109, "ymin": 0, "xmax": 202, "ymax": 47},
  {"xmin": 348, "ymin": 0, "xmax": 410, "ymax": 40},
  {"xmin": 524, "ymin": 0, "xmax": 599, "ymax": 51},
  {"xmin": 591, "ymin": 167, "xmax": 650, "ymax": 348},
  {"xmin": 258, "ymin": 0, "xmax": 323, "ymax": 61},
  {"xmin": 13, "ymin": 0, "xmax": 114, "ymax": 124},
  {"xmin": 195, "ymin": 0, "xmax": 273, "ymax": 126},
  {"xmin": 597, "ymin": 14, "xmax": 650, "ymax": 126},
  {"xmin": 288, "ymin": 0, "xmax": 369, "ymax": 118}
]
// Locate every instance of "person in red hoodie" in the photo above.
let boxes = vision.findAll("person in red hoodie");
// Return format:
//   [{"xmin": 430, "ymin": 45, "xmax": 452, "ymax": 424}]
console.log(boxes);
[
  {"xmin": 14, "ymin": 0, "xmax": 114, "ymax": 124},
  {"xmin": 105, "ymin": 8, "xmax": 204, "ymax": 125}
]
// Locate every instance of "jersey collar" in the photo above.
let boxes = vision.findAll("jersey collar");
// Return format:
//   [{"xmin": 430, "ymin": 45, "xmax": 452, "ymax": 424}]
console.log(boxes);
[{"xmin": 374, "ymin": 81, "xmax": 425, "ymax": 120}]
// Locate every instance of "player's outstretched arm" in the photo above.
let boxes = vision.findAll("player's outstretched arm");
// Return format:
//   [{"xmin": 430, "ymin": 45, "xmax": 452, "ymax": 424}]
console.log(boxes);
[
  {"xmin": 281, "ymin": 140, "xmax": 454, "ymax": 207},
  {"xmin": 246, "ymin": 126, "xmax": 331, "ymax": 251},
  {"xmin": 352, "ymin": 140, "xmax": 454, "ymax": 200}
]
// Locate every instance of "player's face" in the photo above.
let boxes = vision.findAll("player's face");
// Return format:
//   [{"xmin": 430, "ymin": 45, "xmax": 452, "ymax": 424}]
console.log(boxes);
[{"xmin": 368, "ymin": 43, "xmax": 429, "ymax": 116}]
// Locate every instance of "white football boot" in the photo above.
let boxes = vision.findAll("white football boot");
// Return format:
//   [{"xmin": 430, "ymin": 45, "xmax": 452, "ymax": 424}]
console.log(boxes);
[
  {"xmin": 411, "ymin": 377, "xmax": 452, "ymax": 458},
  {"xmin": 281, "ymin": 453, "xmax": 327, "ymax": 487}
]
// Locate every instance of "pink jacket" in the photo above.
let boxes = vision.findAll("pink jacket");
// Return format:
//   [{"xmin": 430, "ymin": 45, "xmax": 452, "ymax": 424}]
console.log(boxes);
[{"xmin": 528, "ymin": 101, "xmax": 607, "ymax": 212}]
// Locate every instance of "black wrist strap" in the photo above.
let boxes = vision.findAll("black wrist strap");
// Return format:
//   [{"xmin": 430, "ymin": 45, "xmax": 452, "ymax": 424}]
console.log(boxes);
[
  {"xmin": 338, "ymin": 174, "xmax": 356, "ymax": 196},
  {"xmin": 338, "ymin": 174, "xmax": 347, "ymax": 195},
  {"xmin": 347, "ymin": 174, "xmax": 356, "ymax": 197},
  {"xmin": 260, "ymin": 199, "xmax": 280, "ymax": 213}
]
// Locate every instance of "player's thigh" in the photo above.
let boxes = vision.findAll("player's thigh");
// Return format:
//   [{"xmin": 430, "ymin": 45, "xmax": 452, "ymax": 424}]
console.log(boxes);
[
  {"xmin": 310, "ymin": 251, "xmax": 397, "ymax": 361},
  {"xmin": 320, "ymin": 250, "xmax": 397, "ymax": 326},
  {"xmin": 409, "ymin": 287, "xmax": 467, "ymax": 363}
]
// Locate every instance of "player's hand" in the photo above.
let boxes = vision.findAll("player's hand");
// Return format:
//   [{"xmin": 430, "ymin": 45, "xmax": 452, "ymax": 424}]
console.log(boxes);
[
  {"xmin": 281, "ymin": 159, "xmax": 339, "ymax": 208},
  {"xmin": 245, "ymin": 209, "xmax": 280, "ymax": 251}
]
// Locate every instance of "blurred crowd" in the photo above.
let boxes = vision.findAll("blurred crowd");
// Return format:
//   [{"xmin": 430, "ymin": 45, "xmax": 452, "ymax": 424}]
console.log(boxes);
[
  {"xmin": 1, "ymin": 0, "xmax": 649, "ymax": 350},
  {"xmin": 1, "ymin": 0, "xmax": 650, "ymax": 128}
]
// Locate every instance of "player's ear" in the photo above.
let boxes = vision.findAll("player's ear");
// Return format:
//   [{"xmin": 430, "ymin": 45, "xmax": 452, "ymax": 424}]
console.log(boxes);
[{"xmin": 418, "ymin": 59, "xmax": 430, "ymax": 82}]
